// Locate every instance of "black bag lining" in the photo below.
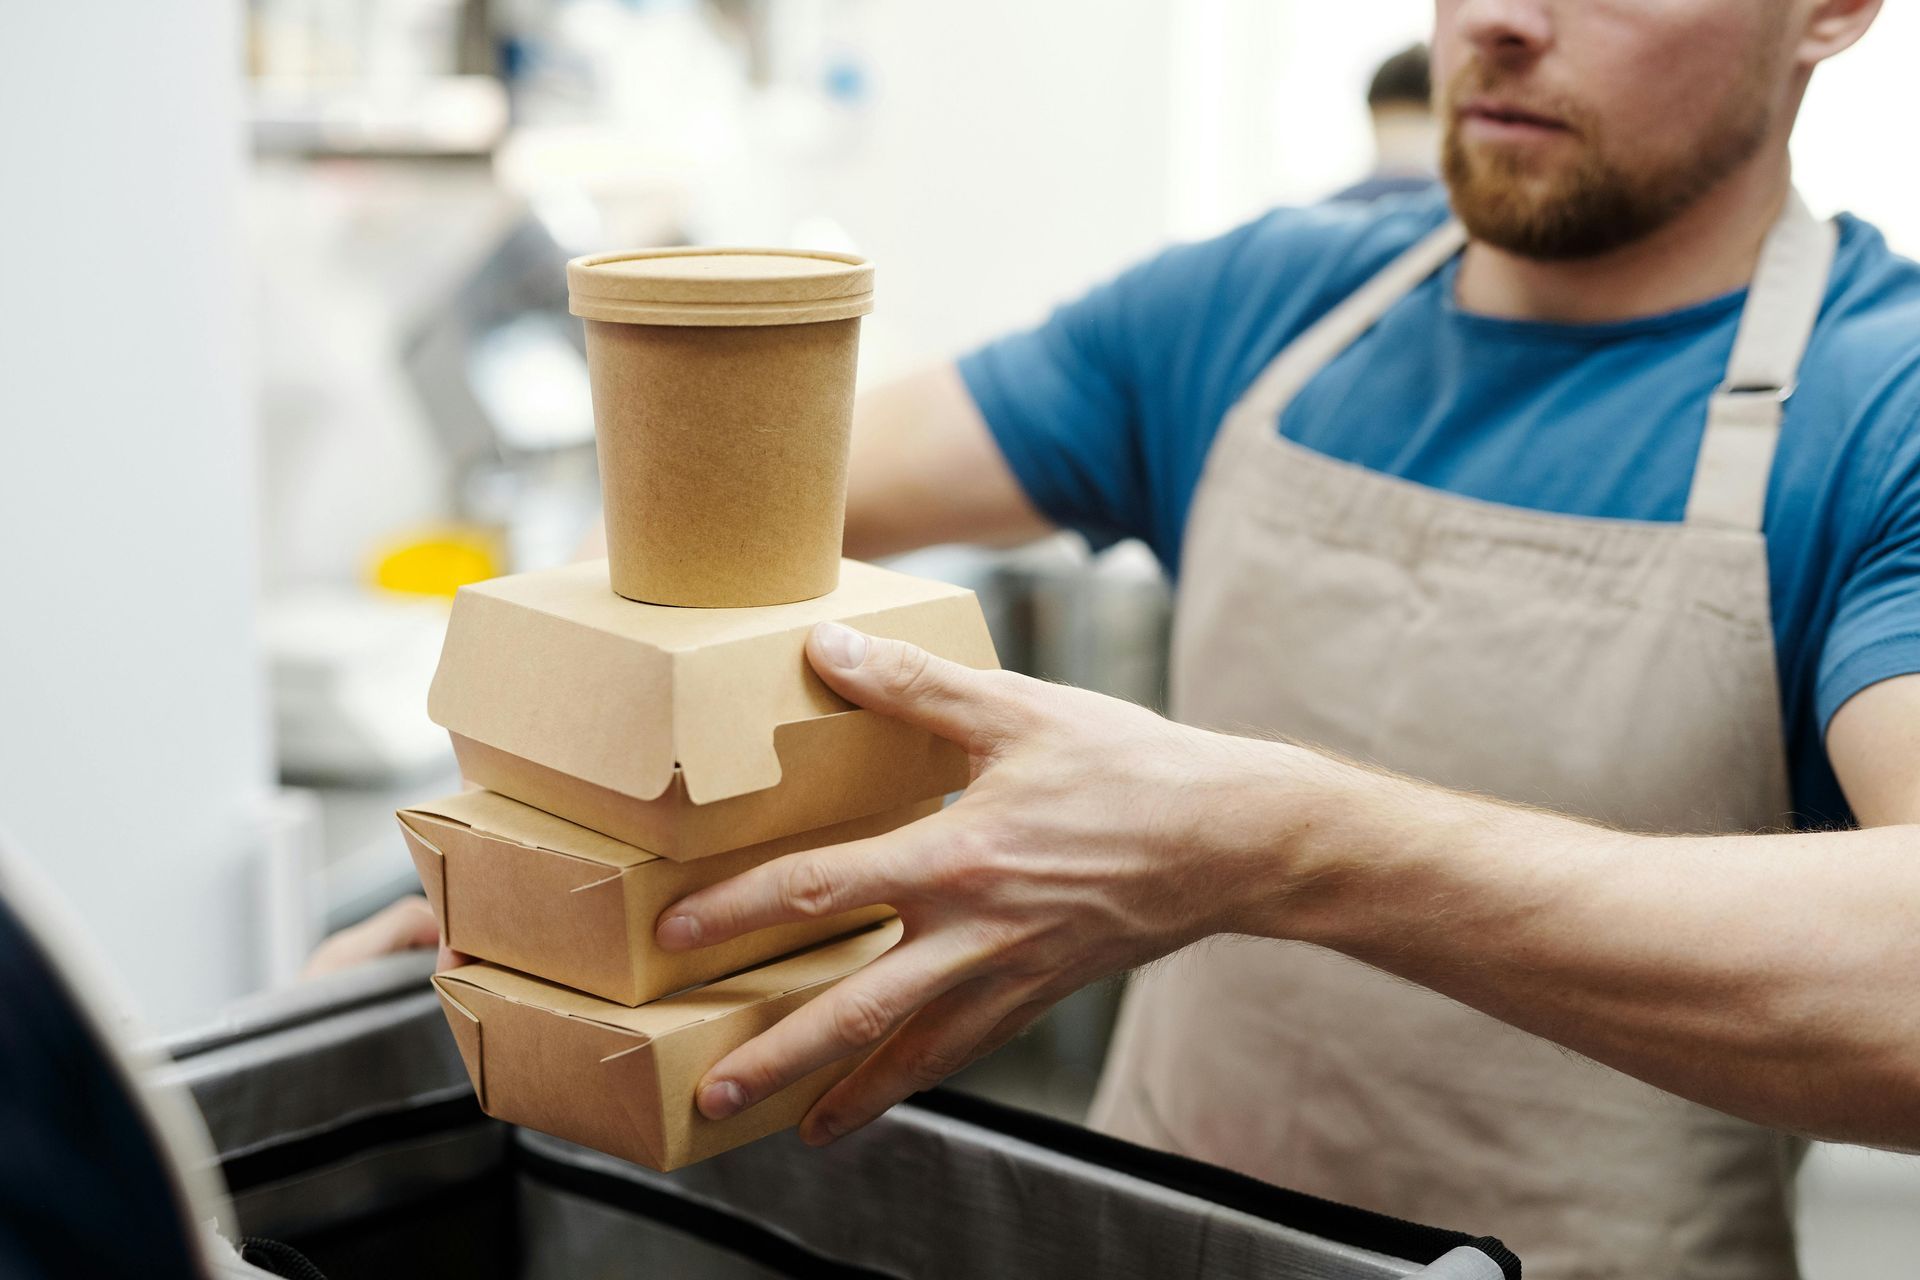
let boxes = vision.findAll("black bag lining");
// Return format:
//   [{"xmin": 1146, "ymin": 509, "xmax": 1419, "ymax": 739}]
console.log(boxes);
[
  {"xmin": 515, "ymin": 1141, "xmax": 896, "ymax": 1279},
  {"xmin": 912, "ymin": 1089, "xmax": 1519, "ymax": 1278},
  {"xmin": 212, "ymin": 1085, "xmax": 1516, "ymax": 1277},
  {"xmin": 219, "ymin": 1095, "xmax": 491, "ymax": 1195}
]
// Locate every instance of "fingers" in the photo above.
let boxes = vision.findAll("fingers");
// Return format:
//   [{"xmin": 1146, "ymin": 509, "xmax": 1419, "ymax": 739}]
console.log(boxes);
[
  {"xmin": 799, "ymin": 985, "xmax": 1049, "ymax": 1145},
  {"xmin": 971, "ymin": 999, "xmax": 1052, "ymax": 1064},
  {"xmin": 300, "ymin": 895, "xmax": 444, "ymax": 979},
  {"xmin": 807, "ymin": 622, "xmax": 1018, "ymax": 748},
  {"xmin": 657, "ymin": 827, "xmax": 927, "ymax": 951},
  {"xmin": 695, "ymin": 938, "xmax": 972, "ymax": 1122},
  {"xmin": 379, "ymin": 895, "xmax": 443, "ymax": 950}
]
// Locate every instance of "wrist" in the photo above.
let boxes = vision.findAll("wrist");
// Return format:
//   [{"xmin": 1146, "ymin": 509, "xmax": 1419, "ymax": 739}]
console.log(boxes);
[
  {"xmin": 1178, "ymin": 735, "xmax": 1372, "ymax": 943},
  {"xmin": 1221, "ymin": 746, "xmax": 1619, "ymax": 964}
]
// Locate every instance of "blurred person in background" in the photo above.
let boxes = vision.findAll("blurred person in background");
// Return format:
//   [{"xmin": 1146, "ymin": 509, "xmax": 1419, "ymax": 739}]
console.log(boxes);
[
  {"xmin": 1331, "ymin": 43, "xmax": 1440, "ymax": 202},
  {"xmin": 601, "ymin": 1, "xmax": 1918, "ymax": 1276}
]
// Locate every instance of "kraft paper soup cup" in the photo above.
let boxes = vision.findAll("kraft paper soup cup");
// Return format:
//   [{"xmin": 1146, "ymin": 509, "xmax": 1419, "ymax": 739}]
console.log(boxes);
[{"xmin": 567, "ymin": 247, "xmax": 875, "ymax": 608}]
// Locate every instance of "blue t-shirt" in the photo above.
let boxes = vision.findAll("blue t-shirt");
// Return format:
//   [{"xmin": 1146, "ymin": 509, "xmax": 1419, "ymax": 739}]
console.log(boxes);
[{"xmin": 958, "ymin": 190, "xmax": 1920, "ymax": 828}]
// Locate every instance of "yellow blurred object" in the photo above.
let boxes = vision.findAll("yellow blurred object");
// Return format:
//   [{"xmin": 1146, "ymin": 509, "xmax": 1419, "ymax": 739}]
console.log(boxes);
[{"xmin": 372, "ymin": 528, "xmax": 502, "ymax": 598}]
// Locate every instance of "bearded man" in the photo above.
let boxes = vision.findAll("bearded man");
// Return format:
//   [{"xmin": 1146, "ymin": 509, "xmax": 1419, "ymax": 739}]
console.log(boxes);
[{"xmin": 636, "ymin": 3, "xmax": 1920, "ymax": 1275}]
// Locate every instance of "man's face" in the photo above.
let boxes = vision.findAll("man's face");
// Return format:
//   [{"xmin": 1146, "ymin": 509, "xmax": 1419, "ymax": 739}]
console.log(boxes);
[{"xmin": 1431, "ymin": 0, "xmax": 1798, "ymax": 259}]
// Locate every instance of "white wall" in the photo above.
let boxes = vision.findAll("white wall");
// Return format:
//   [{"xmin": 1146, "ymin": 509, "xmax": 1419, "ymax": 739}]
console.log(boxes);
[
  {"xmin": 696, "ymin": 0, "xmax": 1182, "ymax": 377},
  {"xmin": 1168, "ymin": 0, "xmax": 1428, "ymax": 239},
  {"xmin": 1794, "ymin": 2, "xmax": 1920, "ymax": 254},
  {"xmin": 842, "ymin": 0, "xmax": 1180, "ymax": 366},
  {"xmin": 0, "ymin": 4, "xmax": 272, "ymax": 1027}
]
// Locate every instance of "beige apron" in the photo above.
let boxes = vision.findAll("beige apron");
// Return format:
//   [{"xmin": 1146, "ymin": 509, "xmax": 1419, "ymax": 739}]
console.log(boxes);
[{"xmin": 1088, "ymin": 194, "xmax": 1837, "ymax": 1279}]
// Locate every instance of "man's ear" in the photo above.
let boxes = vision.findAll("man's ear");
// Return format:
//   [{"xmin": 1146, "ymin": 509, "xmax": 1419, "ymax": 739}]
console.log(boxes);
[{"xmin": 1796, "ymin": 0, "xmax": 1883, "ymax": 69}]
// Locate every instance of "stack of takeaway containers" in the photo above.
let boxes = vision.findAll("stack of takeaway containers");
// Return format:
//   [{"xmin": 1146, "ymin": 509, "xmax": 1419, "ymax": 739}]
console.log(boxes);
[{"xmin": 398, "ymin": 249, "xmax": 999, "ymax": 1172}]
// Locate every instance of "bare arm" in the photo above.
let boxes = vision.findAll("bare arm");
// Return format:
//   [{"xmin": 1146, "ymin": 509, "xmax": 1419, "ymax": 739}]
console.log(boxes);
[
  {"xmin": 842, "ymin": 363, "xmax": 1053, "ymax": 559},
  {"xmin": 1264, "ymin": 671, "xmax": 1920, "ymax": 1148},
  {"xmin": 661, "ymin": 635, "xmax": 1920, "ymax": 1151},
  {"xmin": 576, "ymin": 363, "xmax": 1051, "ymax": 562}
]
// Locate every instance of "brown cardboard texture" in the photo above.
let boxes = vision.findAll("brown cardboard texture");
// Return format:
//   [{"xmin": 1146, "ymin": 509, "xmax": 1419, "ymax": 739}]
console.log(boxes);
[
  {"xmin": 569, "ymin": 248, "xmax": 876, "ymax": 607},
  {"xmin": 427, "ymin": 557, "xmax": 998, "ymax": 860},
  {"xmin": 567, "ymin": 248, "xmax": 873, "ymax": 327},
  {"xmin": 433, "ymin": 919, "xmax": 901, "ymax": 1172},
  {"xmin": 400, "ymin": 789, "xmax": 934, "ymax": 1005}
]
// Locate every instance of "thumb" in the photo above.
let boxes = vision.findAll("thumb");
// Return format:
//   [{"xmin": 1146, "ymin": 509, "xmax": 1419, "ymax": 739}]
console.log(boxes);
[{"xmin": 807, "ymin": 622, "xmax": 1009, "ymax": 746}]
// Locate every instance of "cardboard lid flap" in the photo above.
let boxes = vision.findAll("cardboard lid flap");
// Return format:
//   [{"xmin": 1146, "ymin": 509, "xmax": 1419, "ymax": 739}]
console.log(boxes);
[
  {"xmin": 396, "ymin": 816, "xmax": 450, "ymax": 930},
  {"xmin": 598, "ymin": 1041, "xmax": 668, "ymax": 1167},
  {"xmin": 403, "ymin": 790, "xmax": 661, "ymax": 869},
  {"xmin": 437, "ymin": 921, "xmax": 902, "ymax": 1038},
  {"xmin": 428, "ymin": 561, "xmax": 999, "ymax": 806},
  {"xmin": 438, "ymin": 964, "xmax": 683, "ymax": 1039},
  {"xmin": 672, "ymin": 683, "xmax": 801, "ymax": 806},
  {"xmin": 433, "ymin": 978, "xmax": 487, "ymax": 1111},
  {"xmin": 428, "ymin": 586, "xmax": 680, "ymax": 802},
  {"xmin": 681, "ymin": 918, "xmax": 903, "ymax": 1014},
  {"xmin": 600, "ymin": 924, "xmax": 901, "ymax": 1162},
  {"xmin": 668, "ymin": 589, "xmax": 998, "ymax": 805}
]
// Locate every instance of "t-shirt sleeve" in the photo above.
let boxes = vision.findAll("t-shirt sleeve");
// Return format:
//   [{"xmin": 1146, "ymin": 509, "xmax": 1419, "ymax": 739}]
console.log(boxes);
[
  {"xmin": 1815, "ymin": 377, "xmax": 1920, "ymax": 730},
  {"xmin": 954, "ymin": 193, "xmax": 1452, "ymax": 562},
  {"xmin": 954, "ymin": 225, "xmax": 1264, "ymax": 550}
]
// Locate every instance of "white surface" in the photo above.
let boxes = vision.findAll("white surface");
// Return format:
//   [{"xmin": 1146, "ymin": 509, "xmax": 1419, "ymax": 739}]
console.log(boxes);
[
  {"xmin": 1797, "ymin": 1143, "xmax": 1920, "ymax": 1278},
  {"xmin": 0, "ymin": 4, "xmax": 273, "ymax": 1027},
  {"xmin": 850, "ymin": 0, "xmax": 1180, "ymax": 367},
  {"xmin": 253, "ymin": 788, "xmax": 326, "ymax": 988},
  {"xmin": 261, "ymin": 589, "xmax": 452, "ymax": 781},
  {"xmin": 1793, "ymin": 3, "xmax": 1920, "ymax": 256},
  {"xmin": 250, "ymin": 156, "xmax": 514, "ymax": 587},
  {"xmin": 693, "ymin": 0, "xmax": 1182, "ymax": 378}
]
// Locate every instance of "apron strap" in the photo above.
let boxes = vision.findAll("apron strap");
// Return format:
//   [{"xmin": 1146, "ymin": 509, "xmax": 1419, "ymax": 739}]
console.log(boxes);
[
  {"xmin": 1224, "ymin": 219, "xmax": 1468, "ymax": 446},
  {"xmin": 1684, "ymin": 191, "xmax": 1838, "ymax": 531}
]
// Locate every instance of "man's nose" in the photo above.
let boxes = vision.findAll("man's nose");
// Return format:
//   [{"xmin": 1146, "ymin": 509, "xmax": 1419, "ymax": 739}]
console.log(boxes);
[{"xmin": 1448, "ymin": 0, "xmax": 1554, "ymax": 65}]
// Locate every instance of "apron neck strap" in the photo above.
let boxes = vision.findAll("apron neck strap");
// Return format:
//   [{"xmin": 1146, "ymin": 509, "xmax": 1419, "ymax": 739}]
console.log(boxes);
[
  {"xmin": 1684, "ymin": 190, "xmax": 1838, "ymax": 531},
  {"xmin": 1224, "ymin": 192, "xmax": 1837, "ymax": 535},
  {"xmin": 1225, "ymin": 219, "xmax": 1468, "ymax": 442}
]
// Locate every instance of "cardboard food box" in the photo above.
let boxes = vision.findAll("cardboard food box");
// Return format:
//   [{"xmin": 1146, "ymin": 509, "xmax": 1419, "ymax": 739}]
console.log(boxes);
[
  {"xmin": 434, "ymin": 918, "xmax": 902, "ymax": 1172},
  {"xmin": 400, "ymin": 789, "xmax": 934, "ymax": 1005},
  {"xmin": 427, "ymin": 557, "xmax": 998, "ymax": 860},
  {"xmin": 568, "ymin": 247, "xmax": 875, "ymax": 609}
]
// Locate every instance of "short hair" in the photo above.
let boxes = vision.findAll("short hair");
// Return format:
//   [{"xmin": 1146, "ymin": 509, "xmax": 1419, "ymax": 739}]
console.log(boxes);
[{"xmin": 1367, "ymin": 43, "xmax": 1431, "ymax": 110}]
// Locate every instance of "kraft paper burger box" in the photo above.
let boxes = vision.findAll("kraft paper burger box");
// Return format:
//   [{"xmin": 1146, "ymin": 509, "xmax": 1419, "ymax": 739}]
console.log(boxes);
[
  {"xmin": 434, "ymin": 918, "xmax": 902, "ymax": 1172},
  {"xmin": 427, "ymin": 557, "xmax": 998, "ymax": 860},
  {"xmin": 400, "ymin": 788, "xmax": 935, "ymax": 1005}
]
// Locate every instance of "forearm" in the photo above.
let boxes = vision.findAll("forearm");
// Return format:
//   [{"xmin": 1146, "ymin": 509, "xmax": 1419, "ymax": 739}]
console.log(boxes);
[
  {"xmin": 843, "ymin": 364, "xmax": 1052, "ymax": 560},
  {"xmin": 1223, "ymin": 743, "xmax": 1920, "ymax": 1147}
]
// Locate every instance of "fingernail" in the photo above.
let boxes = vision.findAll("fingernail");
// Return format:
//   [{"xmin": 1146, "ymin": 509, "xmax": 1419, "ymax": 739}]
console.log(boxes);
[
  {"xmin": 698, "ymin": 1080, "xmax": 747, "ymax": 1121},
  {"xmin": 657, "ymin": 914, "xmax": 702, "ymax": 950},
  {"xmin": 814, "ymin": 622, "xmax": 868, "ymax": 670}
]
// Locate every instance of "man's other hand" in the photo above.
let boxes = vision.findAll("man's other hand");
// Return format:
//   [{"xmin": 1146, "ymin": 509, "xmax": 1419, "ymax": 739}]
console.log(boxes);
[{"xmin": 300, "ymin": 894, "xmax": 443, "ymax": 980}]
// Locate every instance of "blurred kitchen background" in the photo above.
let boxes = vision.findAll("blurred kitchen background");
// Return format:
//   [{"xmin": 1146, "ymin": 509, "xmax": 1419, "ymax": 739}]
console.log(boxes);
[{"xmin": 2, "ymin": 4, "xmax": 1917, "ymax": 1272}]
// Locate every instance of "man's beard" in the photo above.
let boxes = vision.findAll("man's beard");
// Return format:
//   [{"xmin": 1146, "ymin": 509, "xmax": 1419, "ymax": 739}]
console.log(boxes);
[{"xmin": 1441, "ymin": 63, "xmax": 1775, "ymax": 261}]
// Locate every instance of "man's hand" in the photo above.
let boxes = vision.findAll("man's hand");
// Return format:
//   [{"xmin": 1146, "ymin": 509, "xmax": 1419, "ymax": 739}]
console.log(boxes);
[
  {"xmin": 300, "ymin": 895, "xmax": 442, "ymax": 980},
  {"xmin": 652, "ymin": 626, "xmax": 1920, "ymax": 1153},
  {"xmin": 655, "ymin": 622, "xmax": 1282, "ymax": 1145}
]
